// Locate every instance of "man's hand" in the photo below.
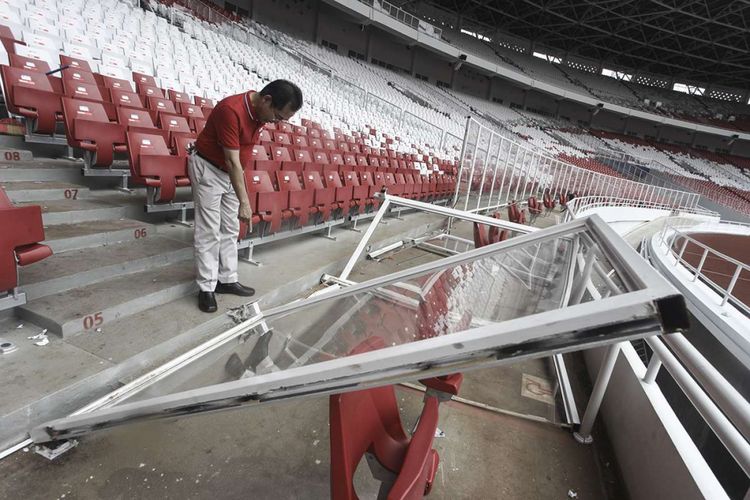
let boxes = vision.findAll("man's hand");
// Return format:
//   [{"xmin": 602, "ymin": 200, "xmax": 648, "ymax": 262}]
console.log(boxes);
[{"xmin": 238, "ymin": 202, "xmax": 253, "ymax": 224}]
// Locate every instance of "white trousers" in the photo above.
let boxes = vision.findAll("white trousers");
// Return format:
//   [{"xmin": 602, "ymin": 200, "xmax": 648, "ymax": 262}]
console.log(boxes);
[{"xmin": 188, "ymin": 153, "xmax": 240, "ymax": 292}]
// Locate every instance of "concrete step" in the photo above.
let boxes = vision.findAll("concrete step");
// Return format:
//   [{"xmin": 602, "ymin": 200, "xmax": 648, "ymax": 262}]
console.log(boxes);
[
  {"xmin": 0, "ymin": 160, "xmax": 83, "ymax": 182},
  {"xmin": 19, "ymin": 236, "xmax": 192, "ymax": 300},
  {"xmin": 0, "ymin": 148, "xmax": 33, "ymax": 162},
  {"xmin": 43, "ymin": 219, "xmax": 157, "ymax": 253},
  {"xmin": 17, "ymin": 261, "xmax": 197, "ymax": 337},
  {"xmin": 16, "ymin": 198, "xmax": 141, "ymax": 225},
  {"xmin": 1, "ymin": 180, "xmax": 90, "ymax": 202}
]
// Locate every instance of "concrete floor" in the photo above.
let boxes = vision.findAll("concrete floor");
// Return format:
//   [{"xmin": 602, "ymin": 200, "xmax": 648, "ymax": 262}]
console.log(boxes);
[{"xmin": 0, "ymin": 384, "xmax": 616, "ymax": 500}]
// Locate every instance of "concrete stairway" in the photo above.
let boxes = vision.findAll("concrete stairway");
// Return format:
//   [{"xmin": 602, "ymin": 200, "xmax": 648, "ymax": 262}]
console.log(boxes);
[{"xmin": 1, "ymin": 152, "xmax": 197, "ymax": 338}]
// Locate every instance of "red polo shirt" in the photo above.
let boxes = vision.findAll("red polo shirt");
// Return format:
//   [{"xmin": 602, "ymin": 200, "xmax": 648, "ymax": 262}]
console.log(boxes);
[{"xmin": 195, "ymin": 91, "xmax": 262, "ymax": 171}]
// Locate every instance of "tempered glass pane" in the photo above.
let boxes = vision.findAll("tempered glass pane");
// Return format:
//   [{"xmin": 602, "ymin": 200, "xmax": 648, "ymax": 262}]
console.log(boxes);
[{"xmin": 124, "ymin": 230, "xmax": 618, "ymax": 402}]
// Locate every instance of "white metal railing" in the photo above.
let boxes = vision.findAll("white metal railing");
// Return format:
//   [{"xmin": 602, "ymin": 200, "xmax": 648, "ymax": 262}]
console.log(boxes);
[
  {"xmin": 358, "ymin": 0, "xmax": 443, "ymax": 40},
  {"xmin": 658, "ymin": 222, "xmax": 750, "ymax": 316},
  {"xmin": 565, "ymin": 196, "xmax": 719, "ymax": 223},
  {"xmin": 453, "ymin": 118, "xmax": 701, "ymax": 215}
]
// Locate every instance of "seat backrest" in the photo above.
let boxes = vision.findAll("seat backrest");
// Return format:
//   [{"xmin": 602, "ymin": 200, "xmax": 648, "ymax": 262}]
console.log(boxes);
[
  {"xmin": 126, "ymin": 130, "xmax": 171, "ymax": 172},
  {"xmin": 324, "ymin": 171, "xmax": 344, "ymax": 188},
  {"xmin": 173, "ymin": 135, "xmax": 195, "ymax": 156},
  {"xmin": 111, "ymin": 89, "xmax": 144, "ymax": 109},
  {"xmin": 148, "ymin": 96, "xmax": 177, "ymax": 115},
  {"xmin": 342, "ymin": 171, "xmax": 361, "ymax": 187},
  {"xmin": 330, "ymin": 153, "xmax": 344, "ymax": 165},
  {"xmin": 61, "ymin": 68, "xmax": 97, "ymax": 85},
  {"xmin": 309, "ymin": 137, "xmax": 323, "ymax": 149},
  {"xmin": 278, "ymin": 121, "xmax": 293, "ymax": 133},
  {"xmin": 194, "ymin": 96, "xmax": 214, "ymax": 107},
  {"xmin": 270, "ymin": 145, "xmax": 292, "ymax": 162},
  {"xmin": 159, "ymin": 113, "xmax": 191, "ymax": 134},
  {"xmin": 60, "ymin": 54, "xmax": 92, "ymax": 73},
  {"xmin": 132, "ymin": 71, "xmax": 157, "ymax": 90},
  {"xmin": 9, "ymin": 53, "xmax": 51, "ymax": 73},
  {"xmin": 62, "ymin": 80, "xmax": 106, "ymax": 102},
  {"xmin": 140, "ymin": 85, "xmax": 165, "ymax": 99},
  {"xmin": 1, "ymin": 65, "xmax": 54, "ymax": 97},
  {"xmin": 253, "ymin": 160, "xmax": 281, "ymax": 173},
  {"xmin": 293, "ymin": 135, "xmax": 308, "ymax": 148},
  {"xmin": 276, "ymin": 170, "xmax": 303, "ymax": 191},
  {"xmin": 168, "ymin": 89, "xmax": 191, "ymax": 104},
  {"xmin": 246, "ymin": 169, "xmax": 276, "ymax": 193},
  {"xmin": 117, "ymin": 107, "xmax": 156, "ymax": 129},
  {"xmin": 179, "ymin": 103, "xmax": 204, "ymax": 119},
  {"xmin": 251, "ymin": 144, "xmax": 269, "ymax": 161},
  {"xmin": 384, "ymin": 173, "xmax": 396, "ymax": 185},
  {"xmin": 293, "ymin": 148, "xmax": 313, "ymax": 163},
  {"xmin": 273, "ymin": 131, "xmax": 292, "ymax": 145},
  {"xmin": 360, "ymin": 171, "xmax": 375, "ymax": 186},
  {"xmin": 302, "ymin": 170, "xmax": 326, "ymax": 190},
  {"xmin": 101, "ymin": 75, "xmax": 134, "ymax": 92},
  {"xmin": 62, "ymin": 97, "xmax": 109, "ymax": 130},
  {"xmin": 313, "ymin": 151, "xmax": 329, "ymax": 164}
]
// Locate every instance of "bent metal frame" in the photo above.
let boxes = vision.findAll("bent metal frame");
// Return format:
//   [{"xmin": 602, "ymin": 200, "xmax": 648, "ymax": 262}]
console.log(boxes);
[{"xmin": 31, "ymin": 195, "xmax": 689, "ymax": 444}]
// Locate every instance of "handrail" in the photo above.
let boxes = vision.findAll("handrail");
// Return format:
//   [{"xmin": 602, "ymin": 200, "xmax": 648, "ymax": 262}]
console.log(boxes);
[
  {"xmin": 456, "ymin": 117, "xmax": 702, "ymax": 216},
  {"xmin": 565, "ymin": 195, "xmax": 720, "ymax": 222},
  {"xmin": 658, "ymin": 222, "xmax": 750, "ymax": 315}
]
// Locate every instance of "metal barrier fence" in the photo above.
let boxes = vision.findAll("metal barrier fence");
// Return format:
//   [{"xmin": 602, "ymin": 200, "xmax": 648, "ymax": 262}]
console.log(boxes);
[
  {"xmin": 658, "ymin": 221, "xmax": 750, "ymax": 316},
  {"xmin": 564, "ymin": 196, "xmax": 719, "ymax": 223},
  {"xmin": 453, "ymin": 118, "xmax": 701, "ymax": 214}
]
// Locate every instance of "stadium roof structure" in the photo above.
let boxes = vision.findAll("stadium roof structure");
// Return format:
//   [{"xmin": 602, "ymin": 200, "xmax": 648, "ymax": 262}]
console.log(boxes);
[{"xmin": 412, "ymin": 0, "xmax": 750, "ymax": 88}]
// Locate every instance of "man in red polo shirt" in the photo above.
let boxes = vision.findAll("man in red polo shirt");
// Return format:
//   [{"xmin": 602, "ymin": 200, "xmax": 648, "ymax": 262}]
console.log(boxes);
[{"xmin": 189, "ymin": 80, "xmax": 303, "ymax": 313}]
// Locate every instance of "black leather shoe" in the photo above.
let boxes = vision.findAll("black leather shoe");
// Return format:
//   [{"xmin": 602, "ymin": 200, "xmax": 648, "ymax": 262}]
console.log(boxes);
[
  {"xmin": 215, "ymin": 281, "xmax": 255, "ymax": 297},
  {"xmin": 198, "ymin": 291, "xmax": 217, "ymax": 313}
]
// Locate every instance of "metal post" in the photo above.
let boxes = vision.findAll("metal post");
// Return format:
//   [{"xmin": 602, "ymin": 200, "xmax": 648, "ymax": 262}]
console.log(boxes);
[
  {"xmin": 475, "ymin": 132, "xmax": 494, "ymax": 211},
  {"xmin": 339, "ymin": 198, "xmax": 391, "ymax": 281},
  {"xmin": 574, "ymin": 343, "xmax": 622, "ymax": 444},
  {"xmin": 643, "ymin": 353, "xmax": 662, "ymax": 383},
  {"xmin": 486, "ymin": 136, "xmax": 502, "ymax": 211},
  {"xmin": 497, "ymin": 143, "xmax": 516, "ymax": 206},
  {"xmin": 463, "ymin": 122, "xmax": 482, "ymax": 211},
  {"xmin": 722, "ymin": 265, "xmax": 742, "ymax": 306},
  {"xmin": 512, "ymin": 149, "xmax": 527, "ymax": 201},
  {"xmin": 451, "ymin": 116, "xmax": 473, "ymax": 207}
]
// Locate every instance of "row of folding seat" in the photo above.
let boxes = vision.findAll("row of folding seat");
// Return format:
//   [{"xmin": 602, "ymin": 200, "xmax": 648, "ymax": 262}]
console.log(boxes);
[{"xmin": 240, "ymin": 168, "xmax": 456, "ymax": 236}]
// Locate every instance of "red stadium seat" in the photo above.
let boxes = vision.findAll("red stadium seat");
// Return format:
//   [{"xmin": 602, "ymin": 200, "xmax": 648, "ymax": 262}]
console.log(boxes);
[
  {"xmin": 270, "ymin": 145, "xmax": 293, "ymax": 162},
  {"xmin": 194, "ymin": 96, "xmax": 214, "ymax": 108},
  {"xmin": 278, "ymin": 121, "xmax": 293, "ymax": 133},
  {"xmin": 110, "ymin": 88, "xmax": 145, "ymax": 109},
  {"xmin": 276, "ymin": 170, "xmax": 316, "ymax": 227},
  {"xmin": 293, "ymin": 135, "xmax": 308, "ymax": 148},
  {"xmin": 157, "ymin": 113, "xmax": 194, "ymax": 149},
  {"xmin": 273, "ymin": 131, "xmax": 292, "ymax": 145},
  {"xmin": 245, "ymin": 170, "xmax": 292, "ymax": 234},
  {"xmin": 9, "ymin": 53, "xmax": 51, "ymax": 73},
  {"xmin": 0, "ymin": 65, "xmax": 63, "ymax": 134},
  {"xmin": 132, "ymin": 71, "xmax": 157, "ymax": 93},
  {"xmin": 126, "ymin": 131, "xmax": 190, "ymax": 203},
  {"xmin": 139, "ymin": 85, "xmax": 166, "ymax": 99},
  {"xmin": 146, "ymin": 96, "xmax": 177, "ymax": 123},
  {"xmin": 323, "ymin": 171, "xmax": 354, "ymax": 211},
  {"xmin": 60, "ymin": 54, "xmax": 93, "ymax": 73},
  {"xmin": 293, "ymin": 148, "xmax": 313, "ymax": 163},
  {"xmin": 251, "ymin": 144, "xmax": 270, "ymax": 161},
  {"xmin": 253, "ymin": 160, "xmax": 282, "ymax": 173},
  {"xmin": 61, "ymin": 79, "xmax": 116, "ymax": 120},
  {"xmin": 0, "ymin": 187, "xmax": 53, "ymax": 298},
  {"xmin": 192, "ymin": 117, "xmax": 206, "ymax": 134},
  {"xmin": 173, "ymin": 135, "xmax": 195, "ymax": 157},
  {"xmin": 330, "ymin": 153, "xmax": 344, "ymax": 166},
  {"xmin": 101, "ymin": 75, "xmax": 134, "ymax": 92},
  {"xmin": 61, "ymin": 97, "xmax": 126, "ymax": 167},
  {"xmin": 507, "ymin": 201, "xmax": 526, "ymax": 225},
  {"xmin": 309, "ymin": 137, "xmax": 323, "ymax": 149},
  {"xmin": 302, "ymin": 170, "xmax": 336, "ymax": 221},
  {"xmin": 168, "ymin": 89, "xmax": 191, "ymax": 105},
  {"xmin": 342, "ymin": 171, "xmax": 370, "ymax": 214},
  {"xmin": 313, "ymin": 151, "xmax": 330, "ymax": 164},
  {"xmin": 330, "ymin": 386, "xmax": 440, "ymax": 500}
]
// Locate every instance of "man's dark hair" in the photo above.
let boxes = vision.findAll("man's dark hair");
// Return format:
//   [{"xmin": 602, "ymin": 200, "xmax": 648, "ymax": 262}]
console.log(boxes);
[{"xmin": 260, "ymin": 79, "xmax": 303, "ymax": 112}]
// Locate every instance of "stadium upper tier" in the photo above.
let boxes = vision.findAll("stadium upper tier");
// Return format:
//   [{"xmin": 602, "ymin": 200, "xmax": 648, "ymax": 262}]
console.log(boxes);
[{"xmin": 0, "ymin": 0, "xmax": 749, "ymax": 216}]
